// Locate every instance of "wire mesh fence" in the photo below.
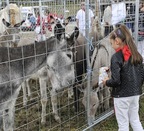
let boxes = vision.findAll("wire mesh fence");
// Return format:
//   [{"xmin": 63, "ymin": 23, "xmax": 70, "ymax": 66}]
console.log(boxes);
[{"xmin": 0, "ymin": 0, "xmax": 143, "ymax": 131}]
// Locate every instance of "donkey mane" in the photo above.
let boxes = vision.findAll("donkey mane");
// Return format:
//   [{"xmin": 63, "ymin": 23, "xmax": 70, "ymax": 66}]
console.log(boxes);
[{"xmin": 0, "ymin": 36, "xmax": 66, "ymax": 62}]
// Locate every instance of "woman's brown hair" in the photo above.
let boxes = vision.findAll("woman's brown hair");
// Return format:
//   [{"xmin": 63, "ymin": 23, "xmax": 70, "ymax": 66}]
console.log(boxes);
[{"xmin": 110, "ymin": 24, "xmax": 143, "ymax": 65}]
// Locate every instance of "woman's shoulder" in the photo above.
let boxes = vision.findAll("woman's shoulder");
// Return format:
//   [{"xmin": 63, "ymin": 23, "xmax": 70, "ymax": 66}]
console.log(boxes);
[{"xmin": 111, "ymin": 51, "xmax": 123, "ymax": 62}]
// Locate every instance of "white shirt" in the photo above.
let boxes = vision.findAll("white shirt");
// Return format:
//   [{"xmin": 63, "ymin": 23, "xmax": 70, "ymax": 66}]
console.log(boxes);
[
  {"xmin": 76, "ymin": 9, "xmax": 94, "ymax": 31},
  {"xmin": 103, "ymin": 6, "xmax": 112, "ymax": 25}
]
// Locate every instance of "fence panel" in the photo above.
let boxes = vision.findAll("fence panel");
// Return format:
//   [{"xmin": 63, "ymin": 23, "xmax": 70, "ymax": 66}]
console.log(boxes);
[{"xmin": 0, "ymin": 0, "xmax": 143, "ymax": 131}]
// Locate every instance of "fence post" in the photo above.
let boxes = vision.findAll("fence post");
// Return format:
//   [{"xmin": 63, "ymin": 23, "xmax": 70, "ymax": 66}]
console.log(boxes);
[
  {"xmin": 6, "ymin": 0, "xmax": 9, "ymax": 22},
  {"xmin": 39, "ymin": 0, "xmax": 44, "ymax": 41},
  {"xmin": 63, "ymin": 0, "xmax": 66, "ymax": 20},
  {"xmin": 85, "ymin": 0, "xmax": 93, "ymax": 130},
  {"xmin": 134, "ymin": 0, "xmax": 139, "ymax": 44}
]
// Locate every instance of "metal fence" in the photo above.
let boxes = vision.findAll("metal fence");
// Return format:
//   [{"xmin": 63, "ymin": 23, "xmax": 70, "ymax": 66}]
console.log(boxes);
[{"xmin": 0, "ymin": 0, "xmax": 143, "ymax": 131}]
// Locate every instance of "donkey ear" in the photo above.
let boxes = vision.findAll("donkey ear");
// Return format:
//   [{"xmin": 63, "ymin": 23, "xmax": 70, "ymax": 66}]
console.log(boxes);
[
  {"xmin": 2, "ymin": 18, "xmax": 11, "ymax": 27},
  {"xmin": 54, "ymin": 23, "xmax": 65, "ymax": 41},
  {"xmin": 62, "ymin": 16, "xmax": 71, "ymax": 26},
  {"xmin": 14, "ymin": 20, "xmax": 25, "ymax": 27},
  {"xmin": 50, "ymin": 15, "xmax": 54, "ymax": 19},
  {"xmin": 69, "ymin": 26, "xmax": 79, "ymax": 41},
  {"xmin": 74, "ymin": 26, "xmax": 79, "ymax": 39},
  {"xmin": 67, "ymin": 27, "xmax": 79, "ymax": 47}
]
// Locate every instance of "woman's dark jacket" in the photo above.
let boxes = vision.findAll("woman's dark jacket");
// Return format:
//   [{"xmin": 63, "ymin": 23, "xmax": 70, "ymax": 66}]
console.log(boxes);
[{"xmin": 106, "ymin": 50, "xmax": 144, "ymax": 98}]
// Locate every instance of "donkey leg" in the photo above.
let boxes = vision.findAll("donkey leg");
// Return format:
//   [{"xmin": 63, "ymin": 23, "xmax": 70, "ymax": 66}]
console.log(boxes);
[
  {"xmin": 3, "ymin": 107, "xmax": 14, "ymax": 131},
  {"xmin": 73, "ymin": 86, "xmax": 80, "ymax": 112},
  {"xmin": 3, "ymin": 87, "xmax": 21, "ymax": 131},
  {"xmin": 103, "ymin": 86, "xmax": 110, "ymax": 110},
  {"xmin": 0, "ymin": 111, "xmax": 3, "ymax": 130},
  {"xmin": 98, "ymin": 87, "xmax": 104, "ymax": 112},
  {"xmin": 22, "ymin": 81, "xmax": 28, "ymax": 106},
  {"xmin": 50, "ymin": 89, "xmax": 61, "ymax": 123},
  {"xmin": 26, "ymin": 79, "xmax": 31, "ymax": 97},
  {"xmin": 39, "ymin": 77, "xmax": 47, "ymax": 124},
  {"xmin": 68, "ymin": 87, "xmax": 73, "ymax": 99}
]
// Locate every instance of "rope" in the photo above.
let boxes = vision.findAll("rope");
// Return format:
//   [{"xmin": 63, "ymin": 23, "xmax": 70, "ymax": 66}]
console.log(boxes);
[
  {"xmin": 85, "ymin": 36, "xmax": 95, "ymax": 51},
  {"xmin": 87, "ymin": 68, "xmax": 92, "ymax": 75}
]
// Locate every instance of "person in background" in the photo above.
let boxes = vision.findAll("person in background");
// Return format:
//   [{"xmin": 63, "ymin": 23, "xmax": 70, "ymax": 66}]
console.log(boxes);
[
  {"xmin": 76, "ymin": 1, "xmax": 94, "ymax": 36},
  {"xmin": 36, "ymin": 11, "xmax": 45, "ymax": 33},
  {"xmin": 137, "ymin": 2, "xmax": 144, "ymax": 41},
  {"xmin": 102, "ymin": 0, "xmax": 115, "ymax": 36},
  {"xmin": 44, "ymin": 9, "xmax": 55, "ymax": 32},
  {"xmin": 103, "ymin": 24, "xmax": 144, "ymax": 131},
  {"xmin": 125, "ymin": 3, "xmax": 135, "ymax": 33},
  {"xmin": 35, "ymin": 12, "xmax": 46, "ymax": 41},
  {"xmin": 140, "ymin": 2, "xmax": 144, "ymax": 12},
  {"xmin": 29, "ymin": 14, "xmax": 36, "ymax": 31}
]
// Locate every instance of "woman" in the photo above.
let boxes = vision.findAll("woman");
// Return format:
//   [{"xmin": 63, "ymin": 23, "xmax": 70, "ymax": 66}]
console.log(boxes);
[{"xmin": 103, "ymin": 24, "xmax": 144, "ymax": 131}]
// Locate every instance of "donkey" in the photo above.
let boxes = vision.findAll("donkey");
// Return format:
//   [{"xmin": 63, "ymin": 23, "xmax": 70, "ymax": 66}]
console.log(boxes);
[
  {"xmin": 0, "ymin": 18, "xmax": 25, "ymax": 47},
  {"xmin": 91, "ymin": 36, "xmax": 115, "ymax": 112},
  {"xmin": 71, "ymin": 35, "xmax": 114, "ymax": 120},
  {"xmin": 67, "ymin": 19, "xmax": 114, "ymax": 120},
  {"xmin": 69, "ymin": 20, "xmax": 105, "ymax": 113},
  {"xmin": 20, "ymin": 22, "xmax": 75, "ymax": 124},
  {"xmin": 21, "ymin": 28, "xmax": 79, "ymax": 124},
  {"xmin": 0, "ymin": 28, "xmax": 77, "ymax": 130}
]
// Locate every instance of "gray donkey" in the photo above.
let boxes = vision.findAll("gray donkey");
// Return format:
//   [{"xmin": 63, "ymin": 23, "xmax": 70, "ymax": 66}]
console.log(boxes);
[{"xmin": 0, "ymin": 26, "xmax": 77, "ymax": 130}]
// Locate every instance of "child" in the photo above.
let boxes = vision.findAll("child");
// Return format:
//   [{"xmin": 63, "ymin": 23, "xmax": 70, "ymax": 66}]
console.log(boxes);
[{"xmin": 103, "ymin": 24, "xmax": 144, "ymax": 131}]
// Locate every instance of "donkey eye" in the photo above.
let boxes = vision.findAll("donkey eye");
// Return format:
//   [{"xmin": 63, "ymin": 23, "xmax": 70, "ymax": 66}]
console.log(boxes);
[{"xmin": 66, "ymin": 53, "xmax": 72, "ymax": 59}]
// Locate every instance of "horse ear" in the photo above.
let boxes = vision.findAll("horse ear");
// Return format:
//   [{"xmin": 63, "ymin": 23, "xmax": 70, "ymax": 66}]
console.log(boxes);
[
  {"xmin": 2, "ymin": 18, "xmax": 11, "ymax": 27},
  {"xmin": 14, "ymin": 20, "xmax": 25, "ymax": 27}
]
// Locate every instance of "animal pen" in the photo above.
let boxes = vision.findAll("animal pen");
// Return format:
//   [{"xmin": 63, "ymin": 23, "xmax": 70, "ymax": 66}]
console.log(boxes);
[{"xmin": 0, "ymin": 0, "xmax": 144, "ymax": 131}]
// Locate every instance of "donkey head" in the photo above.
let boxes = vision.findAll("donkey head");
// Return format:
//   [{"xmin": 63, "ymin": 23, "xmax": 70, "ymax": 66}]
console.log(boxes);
[
  {"xmin": 54, "ymin": 21, "xmax": 65, "ymax": 41},
  {"xmin": 47, "ymin": 32, "xmax": 76, "ymax": 90},
  {"xmin": 66, "ymin": 26, "xmax": 79, "ymax": 47},
  {"xmin": 82, "ymin": 89, "xmax": 99, "ymax": 121},
  {"xmin": 0, "ymin": 18, "xmax": 25, "ymax": 47}
]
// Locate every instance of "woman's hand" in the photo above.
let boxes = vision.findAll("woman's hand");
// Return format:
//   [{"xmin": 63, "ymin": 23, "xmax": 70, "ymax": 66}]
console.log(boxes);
[
  {"xmin": 102, "ymin": 77, "xmax": 109, "ymax": 86},
  {"xmin": 104, "ymin": 67, "xmax": 109, "ymax": 72}
]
